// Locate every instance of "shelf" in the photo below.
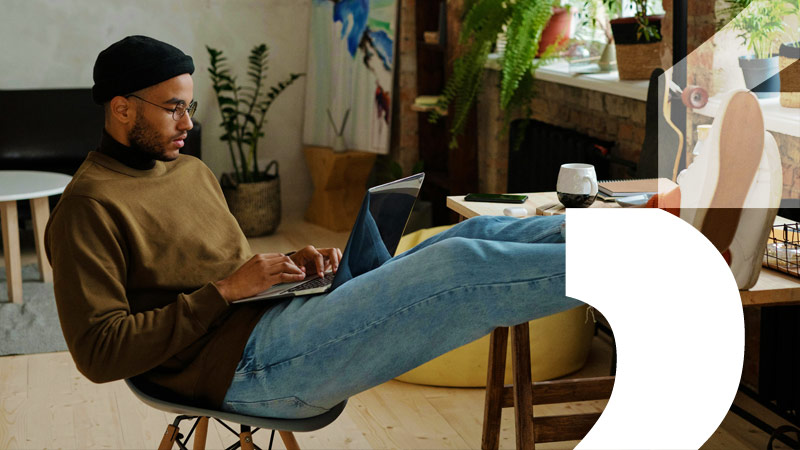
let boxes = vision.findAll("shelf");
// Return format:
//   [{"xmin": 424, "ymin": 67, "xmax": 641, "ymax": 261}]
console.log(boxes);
[
  {"xmin": 411, "ymin": 104, "xmax": 447, "ymax": 115},
  {"xmin": 486, "ymin": 54, "xmax": 649, "ymax": 102},
  {"xmin": 412, "ymin": 96, "xmax": 447, "ymax": 115}
]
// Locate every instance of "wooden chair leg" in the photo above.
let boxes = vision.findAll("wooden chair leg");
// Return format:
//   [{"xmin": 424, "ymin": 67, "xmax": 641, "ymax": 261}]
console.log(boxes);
[
  {"xmin": 240, "ymin": 427, "xmax": 255, "ymax": 450},
  {"xmin": 482, "ymin": 327, "xmax": 508, "ymax": 450},
  {"xmin": 511, "ymin": 323, "xmax": 535, "ymax": 450},
  {"xmin": 157, "ymin": 424, "xmax": 179, "ymax": 450},
  {"xmin": 192, "ymin": 417, "xmax": 209, "ymax": 450},
  {"xmin": 279, "ymin": 431, "xmax": 301, "ymax": 450}
]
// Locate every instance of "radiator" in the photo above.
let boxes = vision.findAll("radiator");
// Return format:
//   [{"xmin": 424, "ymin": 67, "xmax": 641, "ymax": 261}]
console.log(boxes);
[{"xmin": 507, "ymin": 119, "xmax": 614, "ymax": 193}]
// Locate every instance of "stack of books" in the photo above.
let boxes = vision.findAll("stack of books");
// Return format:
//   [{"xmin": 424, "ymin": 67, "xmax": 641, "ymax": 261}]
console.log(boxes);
[{"xmin": 596, "ymin": 178, "xmax": 678, "ymax": 202}]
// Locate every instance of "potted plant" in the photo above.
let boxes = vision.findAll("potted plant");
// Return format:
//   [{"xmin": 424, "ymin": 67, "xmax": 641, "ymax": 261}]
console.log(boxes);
[
  {"xmin": 575, "ymin": 0, "xmax": 616, "ymax": 71},
  {"xmin": 602, "ymin": 0, "xmax": 664, "ymax": 80},
  {"xmin": 724, "ymin": 0, "xmax": 788, "ymax": 98},
  {"xmin": 207, "ymin": 44, "xmax": 302, "ymax": 236},
  {"xmin": 780, "ymin": 0, "xmax": 800, "ymax": 107},
  {"xmin": 538, "ymin": 0, "xmax": 574, "ymax": 57},
  {"xmin": 432, "ymin": 0, "xmax": 556, "ymax": 148}
]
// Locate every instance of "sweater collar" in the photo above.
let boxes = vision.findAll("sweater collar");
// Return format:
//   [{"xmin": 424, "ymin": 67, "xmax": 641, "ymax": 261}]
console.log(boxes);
[{"xmin": 98, "ymin": 129, "xmax": 157, "ymax": 171}]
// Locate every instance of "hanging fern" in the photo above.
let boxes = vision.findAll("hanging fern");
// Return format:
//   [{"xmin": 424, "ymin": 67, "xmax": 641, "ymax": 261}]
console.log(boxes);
[
  {"xmin": 501, "ymin": 0, "xmax": 552, "ymax": 109},
  {"xmin": 431, "ymin": 0, "xmax": 555, "ymax": 149}
]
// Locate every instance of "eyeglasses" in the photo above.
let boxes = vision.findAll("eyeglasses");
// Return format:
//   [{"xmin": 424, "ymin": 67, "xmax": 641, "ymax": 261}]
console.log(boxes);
[{"xmin": 126, "ymin": 94, "xmax": 197, "ymax": 121}]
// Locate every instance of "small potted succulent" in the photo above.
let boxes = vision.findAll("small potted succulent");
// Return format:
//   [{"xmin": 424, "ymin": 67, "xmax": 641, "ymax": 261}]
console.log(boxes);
[
  {"xmin": 724, "ymin": 0, "xmax": 788, "ymax": 98},
  {"xmin": 601, "ymin": 0, "xmax": 664, "ymax": 80},
  {"xmin": 207, "ymin": 44, "xmax": 302, "ymax": 236}
]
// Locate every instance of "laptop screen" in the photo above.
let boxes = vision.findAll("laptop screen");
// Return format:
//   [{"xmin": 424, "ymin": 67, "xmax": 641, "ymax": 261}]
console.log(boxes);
[{"xmin": 368, "ymin": 173, "xmax": 425, "ymax": 256}]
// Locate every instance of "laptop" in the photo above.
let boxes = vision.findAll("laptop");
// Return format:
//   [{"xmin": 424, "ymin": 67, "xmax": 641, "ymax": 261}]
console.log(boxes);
[{"xmin": 233, "ymin": 173, "xmax": 425, "ymax": 303}]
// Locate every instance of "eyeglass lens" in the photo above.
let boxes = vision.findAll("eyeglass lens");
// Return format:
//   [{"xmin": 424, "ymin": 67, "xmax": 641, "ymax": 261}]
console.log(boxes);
[{"xmin": 174, "ymin": 101, "xmax": 197, "ymax": 120}]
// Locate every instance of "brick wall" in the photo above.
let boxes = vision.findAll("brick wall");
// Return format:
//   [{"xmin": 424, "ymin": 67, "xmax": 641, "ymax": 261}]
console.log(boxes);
[
  {"xmin": 477, "ymin": 69, "xmax": 648, "ymax": 193},
  {"xmin": 529, "ymin": 81, "xmax": 647, "ymax": 179}
]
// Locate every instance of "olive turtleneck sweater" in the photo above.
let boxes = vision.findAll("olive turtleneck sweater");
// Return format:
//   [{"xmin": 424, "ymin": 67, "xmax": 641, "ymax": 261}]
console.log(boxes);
[{"xmin": 45, "ymin": 132, "xmax": 268, "ymax": 408}]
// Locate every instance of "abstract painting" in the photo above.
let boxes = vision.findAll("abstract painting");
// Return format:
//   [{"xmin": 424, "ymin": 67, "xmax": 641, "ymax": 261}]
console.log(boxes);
[{"xmin": 303, "ymin": 0, "xmax": 397, "ymax": 154}]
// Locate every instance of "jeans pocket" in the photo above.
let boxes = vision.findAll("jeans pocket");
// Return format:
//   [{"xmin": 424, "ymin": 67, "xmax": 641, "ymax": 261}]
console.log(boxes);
[{"xmin": 222, "ymin": 395, "xmax": 330, "ymax": 419}]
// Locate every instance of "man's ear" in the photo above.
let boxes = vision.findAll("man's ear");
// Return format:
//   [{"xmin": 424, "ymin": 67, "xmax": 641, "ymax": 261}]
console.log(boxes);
[{"xmin": 108, "ymin": 96, "xmax": 134, "ymax": 124}]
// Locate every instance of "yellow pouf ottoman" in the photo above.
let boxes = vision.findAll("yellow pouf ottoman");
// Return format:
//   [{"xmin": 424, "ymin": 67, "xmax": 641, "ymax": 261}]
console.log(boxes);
[{"xmin": 393, "ymin": 225, "xmax": 594, "ymax": 387}]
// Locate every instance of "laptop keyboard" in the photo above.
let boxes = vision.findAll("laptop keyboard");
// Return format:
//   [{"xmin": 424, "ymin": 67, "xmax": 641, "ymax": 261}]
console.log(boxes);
[{"xmin": 286, "ymin": 272, "xmax": 335, "ymax": 292}]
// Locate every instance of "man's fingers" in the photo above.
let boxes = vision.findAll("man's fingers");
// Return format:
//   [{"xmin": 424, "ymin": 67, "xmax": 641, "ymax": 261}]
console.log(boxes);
[
  {"xmin": 333, "ymin": 248, "xmax": 341, "ymax": 271},
  {"xmin": 321, "ymin": 248, "xmax": 340, "ymax": 272},
  {"xmin": 314, "ymin": 252, "xmax": 325, "ymax": 278},
  {"xmin": 267, "ymin": 259, "xmax": 304, "ymax": 276},
  {"xmin": 276, "ymin": 272, "xmax": 306, "ymax": 283}
]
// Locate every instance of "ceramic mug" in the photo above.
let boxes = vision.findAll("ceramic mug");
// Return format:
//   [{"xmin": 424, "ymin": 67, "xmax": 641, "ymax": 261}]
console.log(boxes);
[{"xmin": 556, "ymin": 163, "xmax": 598, "ymax": 207}]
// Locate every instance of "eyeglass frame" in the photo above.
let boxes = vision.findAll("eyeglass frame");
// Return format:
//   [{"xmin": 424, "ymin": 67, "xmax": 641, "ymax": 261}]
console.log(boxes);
[{"xmin": 125, "ymin": 94, "xmax": 197, "ymax": 121}]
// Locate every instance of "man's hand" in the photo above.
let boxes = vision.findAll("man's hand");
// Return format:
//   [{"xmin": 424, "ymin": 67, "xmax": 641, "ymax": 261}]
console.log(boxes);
[
  {"xmin": 290, "ymin": 245, "xmax": 342, "ymax": 279},
  {"xmin": 215, "ymin": 254, "xmax": 306, "ymax": 303}
]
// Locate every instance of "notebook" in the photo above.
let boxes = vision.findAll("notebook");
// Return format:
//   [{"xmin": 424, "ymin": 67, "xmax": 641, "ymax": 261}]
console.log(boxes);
[
  {"xmin": 597, "ymin": 178, "xmax": 677, "ymax": 198},
  {"xmin": 233, "ymin": 173, "xmax": 425, "ymax": 303}
]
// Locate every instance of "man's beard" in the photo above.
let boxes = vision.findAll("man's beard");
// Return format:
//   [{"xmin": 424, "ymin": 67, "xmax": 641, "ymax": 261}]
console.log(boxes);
[{"xmin": 128, "ymin": 115, "xmax": 178, "ymax": 162}]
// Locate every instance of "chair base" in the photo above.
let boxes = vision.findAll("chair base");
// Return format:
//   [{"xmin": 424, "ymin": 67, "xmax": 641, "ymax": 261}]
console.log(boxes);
[{"xmin": 157, "ymin": 415, "xmax": 300, "ymax": 450}]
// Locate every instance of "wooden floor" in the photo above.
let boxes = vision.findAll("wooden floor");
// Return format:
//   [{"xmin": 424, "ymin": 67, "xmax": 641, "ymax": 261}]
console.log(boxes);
[{"xmin": 0, "ymin": 218, "xmax": 796, "ymax": 449}]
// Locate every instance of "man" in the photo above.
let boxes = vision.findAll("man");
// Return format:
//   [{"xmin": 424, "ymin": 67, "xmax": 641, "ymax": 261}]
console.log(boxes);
[{"xmin": 45, "ymin": 36, "xmax": 577, "ymax": 419}]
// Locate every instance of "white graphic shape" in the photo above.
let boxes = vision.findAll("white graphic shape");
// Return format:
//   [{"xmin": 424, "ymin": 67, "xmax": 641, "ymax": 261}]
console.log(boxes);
[{"xmin": 568, "ymin": 209, "xmax": 743, "ymax": 449}]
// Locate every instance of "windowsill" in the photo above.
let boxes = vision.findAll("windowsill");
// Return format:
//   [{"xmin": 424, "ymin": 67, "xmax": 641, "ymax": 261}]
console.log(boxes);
[
  {"xmin": 693, "ymin": 95, "xmax": 800, "ymax": 138},
  {"xmin": 486, "ymin": 54, "xmax": 649, "ymax": 102}
]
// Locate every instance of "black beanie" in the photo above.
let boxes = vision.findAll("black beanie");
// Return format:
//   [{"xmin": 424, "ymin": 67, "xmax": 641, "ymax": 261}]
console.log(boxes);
[{"xmin": 92, "ymin": 35, "xmax": 194, "ymax": 104}]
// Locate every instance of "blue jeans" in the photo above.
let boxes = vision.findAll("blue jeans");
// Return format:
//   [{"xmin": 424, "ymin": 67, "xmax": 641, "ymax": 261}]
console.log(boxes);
[{"xmin": 221, "ymin": 214, "xmax": 580, "ymax": 418}]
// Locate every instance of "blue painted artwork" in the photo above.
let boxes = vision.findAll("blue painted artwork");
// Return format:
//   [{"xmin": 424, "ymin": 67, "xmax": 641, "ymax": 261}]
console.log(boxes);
[
  {"xmin": 304, "ymin": 0, "xmax": 397, "ymax": 154},
  {"xmin": 333, "ymin": 0, "xmax": 369, "ymax": 58}
]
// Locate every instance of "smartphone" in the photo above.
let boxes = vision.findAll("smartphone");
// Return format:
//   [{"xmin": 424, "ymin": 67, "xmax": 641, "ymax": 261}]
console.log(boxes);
[{"xmin": 464, "ymin": 193, "xmax": 528, "ymax": 204}]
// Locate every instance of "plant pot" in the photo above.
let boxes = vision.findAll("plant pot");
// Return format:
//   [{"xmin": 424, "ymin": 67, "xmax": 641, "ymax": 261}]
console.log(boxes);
[
  {"xmin": 221, "ymin": 174, "xmax": 281, "ymax": 237},
  {"xmin": 538, "ymin": 7, "xmax": 572, "ymax": 57},
  {"xmin": 610, "ymin": 15, "xmax": 664, "ymax": 80},
  {"xmin": 739, "ymin": 55, "xmax": 780, "ymax": 99},
  {"xmin": 780, "ymin": 42, "xmax": 800, "ymax": 108}
]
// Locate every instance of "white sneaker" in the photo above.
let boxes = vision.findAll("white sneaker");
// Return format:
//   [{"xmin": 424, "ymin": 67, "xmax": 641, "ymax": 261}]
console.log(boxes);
[{"xmin": 676, "ymin": 90, "xmax": 781, "ymax": 289}]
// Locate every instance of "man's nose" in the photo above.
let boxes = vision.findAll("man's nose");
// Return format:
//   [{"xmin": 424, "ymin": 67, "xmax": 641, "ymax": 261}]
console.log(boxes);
[{"xmin": 178, "ymin": 113, "xmax": 193, "ymax": 131}]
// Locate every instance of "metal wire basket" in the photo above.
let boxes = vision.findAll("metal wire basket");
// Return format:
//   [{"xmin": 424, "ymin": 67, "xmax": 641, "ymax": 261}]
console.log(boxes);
[{"xmin": 763, "ymin": 223, "xmax": 800, "ymax": 279}]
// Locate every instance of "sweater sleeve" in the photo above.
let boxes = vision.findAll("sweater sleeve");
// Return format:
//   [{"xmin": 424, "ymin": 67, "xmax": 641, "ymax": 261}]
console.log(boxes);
[{"xmin": 45, "ymin": 196, "xmax": 231, "ymax": 383}]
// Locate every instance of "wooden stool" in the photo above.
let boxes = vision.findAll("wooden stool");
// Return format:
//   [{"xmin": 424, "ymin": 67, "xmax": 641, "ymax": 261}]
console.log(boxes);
[
  {"xmin": 304, "ymin": 146, "xmax": 376, "ymax": 232},
  {"xmin": 481, "ymin": 323, "xmax": 615, "ymax": 449}
]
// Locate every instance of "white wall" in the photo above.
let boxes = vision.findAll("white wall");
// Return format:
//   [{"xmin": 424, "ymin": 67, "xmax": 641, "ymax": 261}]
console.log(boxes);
[{"xmin": 0, "ymin": 0, "xmax": 313, "ymax": 219}]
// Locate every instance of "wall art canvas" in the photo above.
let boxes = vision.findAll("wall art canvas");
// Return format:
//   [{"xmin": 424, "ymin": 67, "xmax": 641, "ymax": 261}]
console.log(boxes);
[{"xmin": 303, "ymin": 0, "xmax": 397, "ymax": 154}]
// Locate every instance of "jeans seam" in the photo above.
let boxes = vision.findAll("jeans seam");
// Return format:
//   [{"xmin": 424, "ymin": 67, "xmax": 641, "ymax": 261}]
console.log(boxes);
[
  {"xmin": 236, "ymin": 273, "xmax": 565, "ymax": 376},
  {"xmin": 528, "ymin": 226, "xmax": 562, "ymax": 243},
  {"xmin": 224, "ymin": 395, "xmax": 329, "ymax": 412}
]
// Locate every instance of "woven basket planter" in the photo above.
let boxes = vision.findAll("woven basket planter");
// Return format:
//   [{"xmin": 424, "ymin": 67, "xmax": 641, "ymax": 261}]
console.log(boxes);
[
  {"xmin": 611, "ymin": 16, "xmax": 663, "ymax": 81},
  {"xmin": 615, "ymin": 42, "xmax": 662, "ymax": 80},
  {"xmin": 222, "ymin": 175, "xmax": 281, "ymax": 237},
  {"xmin": 780, "ymin": 43, "xmax": 800, "ymax": 108}
]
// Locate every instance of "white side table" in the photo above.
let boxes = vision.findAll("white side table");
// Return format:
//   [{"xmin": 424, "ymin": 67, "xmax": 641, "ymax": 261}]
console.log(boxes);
[{"xmin": 0, "ymin": 171, "xmax": 72, "ymax": 303}]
